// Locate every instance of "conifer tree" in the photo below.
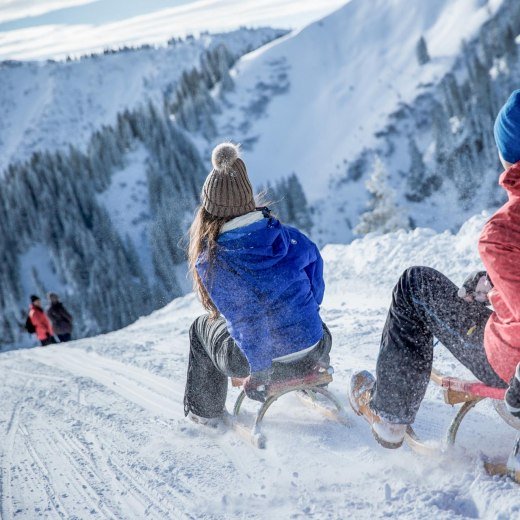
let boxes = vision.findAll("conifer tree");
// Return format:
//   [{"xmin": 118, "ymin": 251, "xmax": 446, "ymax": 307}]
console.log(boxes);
[
  {"xmin": 355, "ymin": 157, "xmax": 409, "ymax": 235},
  {"xmin": 416, "ymin": 36, "xmax": 431, "ymax": 66}
]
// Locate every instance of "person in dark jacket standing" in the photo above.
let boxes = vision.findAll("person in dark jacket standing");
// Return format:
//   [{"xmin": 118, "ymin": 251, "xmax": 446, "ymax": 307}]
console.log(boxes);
[
  {"xmin": 46, "ymin": 292, "xmax": 73, "ymax": 342},
  {"xmin": 28, "ymin": 295, "xmax": 56, "ymax": 346},
  {"xmin": 184, "ymin": 142, "xmax": 331, "ymax": 425}
]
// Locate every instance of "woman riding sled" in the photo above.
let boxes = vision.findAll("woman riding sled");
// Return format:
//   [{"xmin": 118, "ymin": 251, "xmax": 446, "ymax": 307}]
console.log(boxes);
[
  {"xmin": 349, "ymin": 90, "xmax": 520, "ymax": 448},
  {"xmin": 184, "ymin": 142, "xmax": 331, "ymax": 424}
]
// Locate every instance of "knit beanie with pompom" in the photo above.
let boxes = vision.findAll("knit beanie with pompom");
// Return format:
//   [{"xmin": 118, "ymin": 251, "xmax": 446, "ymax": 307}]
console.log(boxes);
[{"xmin": 202, "ymin": 142, "xmax": 256, "ymax": 218}]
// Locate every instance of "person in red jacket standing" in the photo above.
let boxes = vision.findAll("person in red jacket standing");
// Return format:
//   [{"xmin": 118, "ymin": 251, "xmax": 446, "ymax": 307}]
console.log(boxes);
[
  {"xmin": 348, "ymin": 90, "xmax": 520, "ymax": 449},
  {"xmin": 28, "ymin": 295, "xmax": 56, "ymax": 346}
]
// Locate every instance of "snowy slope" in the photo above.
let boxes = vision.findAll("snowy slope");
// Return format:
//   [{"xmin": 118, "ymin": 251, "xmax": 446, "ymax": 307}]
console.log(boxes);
[
  {"xmin": 0, "ymin": 27, "xmax": 282, "ymax": 173},
  {"xmin": 1, "ymin": 214, "xmax": 519, "ymax": 519},
  {"xmin": 214, "ymin": 0, "xmax": 504, "ymax": 197}
]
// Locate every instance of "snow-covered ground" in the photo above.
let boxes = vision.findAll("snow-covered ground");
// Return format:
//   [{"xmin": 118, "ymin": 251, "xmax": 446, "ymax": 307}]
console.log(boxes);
[
  {"xmin": 1, "ymin": 213, "xmax": 518, "ymax": 519},
  {"xmin": 0, "ymin": 0, "xmax": 347, "ymax": 61}
]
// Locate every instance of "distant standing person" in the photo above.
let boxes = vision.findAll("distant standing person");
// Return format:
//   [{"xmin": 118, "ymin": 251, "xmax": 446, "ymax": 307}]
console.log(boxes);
[
  {"xmin": 47, "ymin": 293, "xmax": 73, "ymax": 342},
  {"xmin": 28, "ymin": 295, "xmax": 56, "ymax": 346}
]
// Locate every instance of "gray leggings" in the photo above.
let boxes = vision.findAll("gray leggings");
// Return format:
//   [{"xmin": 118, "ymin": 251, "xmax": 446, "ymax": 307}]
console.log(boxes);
[{"xmin": 184, "ymin": 315, "xmax": 332, "ymax": 418}]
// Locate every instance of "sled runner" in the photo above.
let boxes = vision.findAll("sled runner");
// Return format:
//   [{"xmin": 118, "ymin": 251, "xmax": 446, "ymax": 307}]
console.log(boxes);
[
  {"xmin": 404, "ymin": 368, "xmax": 520, "ymax": 483},
  {"xmin": 224, "ymin": 365, "xmax": 348, "ymax": 449}
]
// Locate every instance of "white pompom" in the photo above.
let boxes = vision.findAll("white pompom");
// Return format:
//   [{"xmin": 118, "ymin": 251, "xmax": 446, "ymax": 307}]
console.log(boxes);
[{"xmin": 211, "ymin": 142, "xmax": 239, "ymax": 171}]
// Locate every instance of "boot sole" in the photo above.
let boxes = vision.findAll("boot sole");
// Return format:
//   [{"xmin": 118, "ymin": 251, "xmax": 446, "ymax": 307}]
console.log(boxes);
[
  {"xmin": 349, "ymin": 394, "xmax": 404, "ymax": 449},
  {"xmin": 371, "ymin": 429, "xmax": 404, "ymax": 449}
]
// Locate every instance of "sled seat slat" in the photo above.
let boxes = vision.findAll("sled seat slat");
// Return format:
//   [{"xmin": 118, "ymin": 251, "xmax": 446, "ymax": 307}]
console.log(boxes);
[
  {"xmin": 265, "ymin": 370, "xmax": 333, "ymax": 399},
  {"xmin": 430, "ymin": 368, "xmax": 505, "ymax": 404}
]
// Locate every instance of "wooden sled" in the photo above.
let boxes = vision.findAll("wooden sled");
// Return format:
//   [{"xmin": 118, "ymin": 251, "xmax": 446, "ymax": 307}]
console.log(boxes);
[
  {"xmin": 224, "ymin": 366, "xmax": 348, "ymax": 449},
  {"xmin": 404, "ymin": 368, "xmax": 520, "ymax": 483}
]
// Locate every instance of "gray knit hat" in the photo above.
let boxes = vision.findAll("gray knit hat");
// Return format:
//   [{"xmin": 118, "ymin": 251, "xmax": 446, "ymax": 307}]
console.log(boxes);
[{"xmin": 202, "ymin": 142, "xmax": 256, "ymax": 218}]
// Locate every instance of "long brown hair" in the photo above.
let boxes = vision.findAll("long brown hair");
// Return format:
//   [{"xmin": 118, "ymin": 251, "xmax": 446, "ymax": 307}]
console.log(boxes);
[
  {"xmin": 188, "ymin": 192, "xmax": 273, "ymax": 319},
  {"xmin": 188, "ymin": 206, "xmax": 228, "ymax": 319}
]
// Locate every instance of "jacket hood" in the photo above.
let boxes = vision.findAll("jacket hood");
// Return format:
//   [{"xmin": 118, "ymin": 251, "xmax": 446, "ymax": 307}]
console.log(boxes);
[
  {"xmin": 216, "ymin": 217, "xmax": 290, "ymax": 270},
  {"xmin": 500, "ymin": 162, "xmax": 520, "ymax": 197}
]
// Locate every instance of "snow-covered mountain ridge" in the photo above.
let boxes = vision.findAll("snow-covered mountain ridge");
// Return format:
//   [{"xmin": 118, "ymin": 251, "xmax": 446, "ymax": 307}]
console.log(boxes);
[
  {"xmin": 206, "ymin": 0, "xmax": 519, "ymax": 244},
  {"xmin": 215, "ymin": 0, "xmax": 504, "ymax": 194},
  {"xmin": 1, "ymin": 215, "xmax": 518, "ymax": 518},
  {"xmin": 0, "ymin": 27, "xmax": 284, "ymax": 173}
]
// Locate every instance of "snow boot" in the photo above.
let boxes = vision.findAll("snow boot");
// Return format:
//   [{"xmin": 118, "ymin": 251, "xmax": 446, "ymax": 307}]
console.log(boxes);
[
  {"xmin": 187, "ymin": 411, "xmax": 223, "ymax": 429},
  {"xmin": 349, "ymin": 370, "xmax": 406, "ymax": 449}
]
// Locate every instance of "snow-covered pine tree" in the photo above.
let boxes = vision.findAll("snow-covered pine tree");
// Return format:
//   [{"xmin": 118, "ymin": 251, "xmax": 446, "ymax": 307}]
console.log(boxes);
[
  {"xmin": 213, "ymin": 45, "xmax": 235, "ymax": 95},
  {"xmin": 441, "ymin": 73, "xmax": 464, "ymax": 118},
  {"xmin": 504, "ymin": 24, "xmax": 518, "ymax": 68},
  {"xmin": 286, "ymin": 173, "xmax": 313, "ymax": 233},
  {"xmin": 261, "ymin": 173, "xmax": 313, "ymax": 232},
  {"xmin": 405, "ymin": 137, "xmax": 442, "ymax": 202},
  {"xmin": 430, "ymin": 98, "xmax": 452, "ymax": 184},
  {"xmin": 355, "ymin": 157, "xmax": 409, "ymax": 235},
  {"xmin": 416, "ymin": 36, "xmax": 430, "ymax": 66},
  {"xmin": 167, "ymin": 44, "xmax": 240, "ymax": 138}
]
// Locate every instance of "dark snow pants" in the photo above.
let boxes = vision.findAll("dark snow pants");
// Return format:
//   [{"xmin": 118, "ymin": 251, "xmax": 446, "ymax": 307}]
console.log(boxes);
[
  {"xmin": 370, "ymin": 266, "xmax": 506, "ymax": 424},
  {"xmin": 40, "ymin": 334, "xmax": 57, "ymax": 347},
  {"xmin": 184, "ymin": 314, "xmax": 332, "ymax": 419}
]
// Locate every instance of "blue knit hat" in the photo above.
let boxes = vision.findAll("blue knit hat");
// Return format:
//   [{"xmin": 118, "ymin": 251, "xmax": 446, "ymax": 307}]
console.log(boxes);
[{"xmin": 494, "ymin": 90, "xmax": 520, "ymax": 164}]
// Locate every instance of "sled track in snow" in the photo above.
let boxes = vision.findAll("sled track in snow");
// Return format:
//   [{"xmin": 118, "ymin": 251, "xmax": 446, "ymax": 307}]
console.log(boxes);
[
  {"xmin": 45, "ymin": 429, "xmax": 120, "ymax": 519},
  {"xmin": 27, "ymin": 349, "xmax": 184, "ymax": 420},
  {"xmin": 17, "ymin": 348, "xmax": 203, "ymax": 519},
  {"xmin": 18, "ymin": 424, "xmax": 70, "ymax": 518},
  {"xmin": 1, "ymin": 400, "xmax": 22, "ymax": 520},
  {"xmin": 37, "ymin": 410, "xmax": 192, "ymax": 519}
]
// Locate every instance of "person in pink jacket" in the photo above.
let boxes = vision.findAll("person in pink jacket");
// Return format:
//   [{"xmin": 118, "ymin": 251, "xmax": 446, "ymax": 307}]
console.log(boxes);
[
  {"xmin": 349, "ymin": 90, "xmax": 520, "ymax": 449},
  {"xmin": 28, "ymin": 295, "xmax": 56, "ymax": 346},
  {"xmin": 479, "ymin": 162, "xmax": 520, "ymax": 382}
]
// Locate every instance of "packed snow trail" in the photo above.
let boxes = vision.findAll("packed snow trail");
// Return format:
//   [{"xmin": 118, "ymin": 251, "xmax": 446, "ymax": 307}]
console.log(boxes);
[{"xmin": 1, "ymin": 215, "xmax": 519, "ymax": 519}]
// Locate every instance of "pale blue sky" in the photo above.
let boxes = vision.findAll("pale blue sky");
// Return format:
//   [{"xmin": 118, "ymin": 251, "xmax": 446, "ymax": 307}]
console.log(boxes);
[
  {"xmin": 0, "ymin": 1, "xmax": 193, "ymax": 29},
  {"xmin": 0, "ymin": 0, "xmax": 348, "ymax": 60}
]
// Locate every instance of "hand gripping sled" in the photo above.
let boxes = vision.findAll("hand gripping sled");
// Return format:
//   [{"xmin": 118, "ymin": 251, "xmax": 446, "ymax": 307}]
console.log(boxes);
[
  {"xmin": 404, "ymin": 368, "xmax": 520, "ymax": 483},
  {"xmin": 224, "ymin": 365, "xmax": 348, "ymax": 449}
]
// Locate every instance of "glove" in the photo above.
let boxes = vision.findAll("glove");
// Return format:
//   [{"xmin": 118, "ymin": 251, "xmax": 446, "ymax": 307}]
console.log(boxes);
[
  {"xmin": 505, "ymin": 364, "xmax": 520, "ymax": 419},
  {"xmin": 244, "ymin": 369, "xmax": 271, "ymax": 403},
  {"xmin": 231, "ymin": 377, "xmax": 246, "ymax": 388},
  {"xmin": 458, "ymin": 271, "xmax": 493, "ymax": 305}
]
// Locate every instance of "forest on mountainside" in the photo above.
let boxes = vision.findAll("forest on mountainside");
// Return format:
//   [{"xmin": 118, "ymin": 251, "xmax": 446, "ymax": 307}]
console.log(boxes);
[
  {"xmin": 319, "ymin": 0, "xmax": 520, "ymax": 240},
  {"xmin": 0, "ymin": 33, "xmax": 310, "ymax": 348}
]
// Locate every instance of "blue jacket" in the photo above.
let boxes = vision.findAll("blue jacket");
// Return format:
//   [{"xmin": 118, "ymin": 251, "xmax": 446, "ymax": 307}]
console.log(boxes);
[{"xmin": 196, "ymin": 215, "xmax": 325, "ymax": 372}]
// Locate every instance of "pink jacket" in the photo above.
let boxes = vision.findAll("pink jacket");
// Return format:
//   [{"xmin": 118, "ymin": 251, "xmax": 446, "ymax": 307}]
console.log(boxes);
[{"xmin": 479, "ymin": 162, "xmax": 520, "ymax": 382}]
